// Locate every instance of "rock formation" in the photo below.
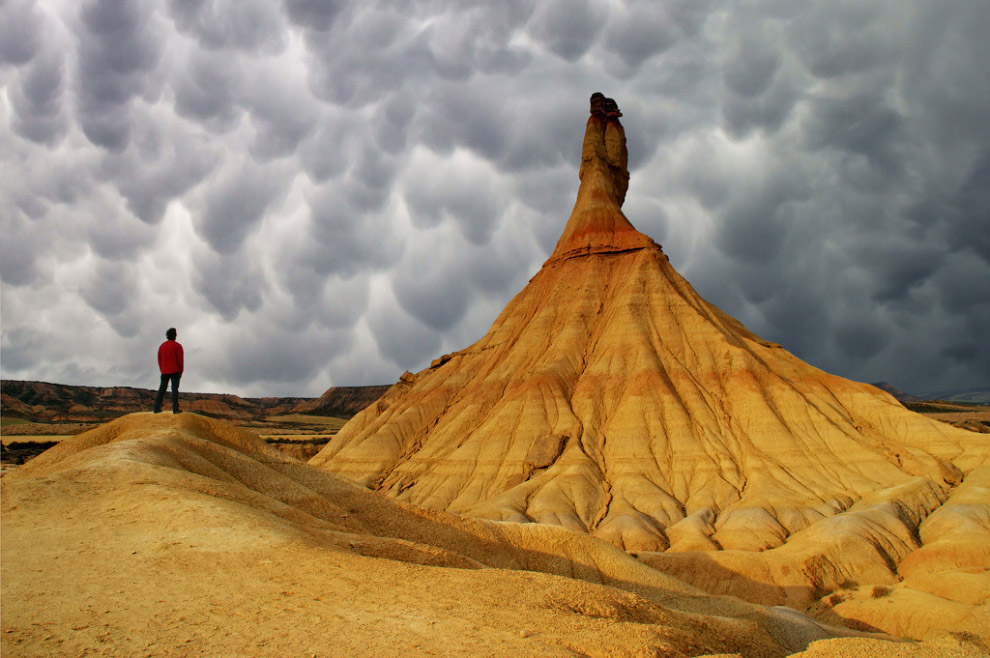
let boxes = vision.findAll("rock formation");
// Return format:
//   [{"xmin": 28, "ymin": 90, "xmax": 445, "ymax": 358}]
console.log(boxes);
[
  {"xmin": 310, "ymin": 94, "xmax": 989, "ymax": 640},
  {"xmin": 290, "ymin": 385, "xmax": 391, "ymax": 417},
  {"xmin": 2, "ymin": 412, "xmax": 875, "ymax": 657}
]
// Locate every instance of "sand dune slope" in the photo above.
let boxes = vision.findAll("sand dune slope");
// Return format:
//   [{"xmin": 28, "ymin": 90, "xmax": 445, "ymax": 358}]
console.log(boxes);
[{"xmin": 0, "ymin": 412, "xmax": 918, "ymax": 658}]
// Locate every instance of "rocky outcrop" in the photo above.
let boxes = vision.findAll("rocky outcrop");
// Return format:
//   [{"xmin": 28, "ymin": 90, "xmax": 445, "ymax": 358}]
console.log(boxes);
[{"xmin": 310, "ymin": 94, "xmax": 990, "ymax": 641}]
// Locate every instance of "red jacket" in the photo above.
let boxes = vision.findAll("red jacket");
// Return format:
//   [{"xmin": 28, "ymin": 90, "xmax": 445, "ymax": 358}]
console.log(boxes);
[{"xmin": 158, "ymin": 340, "xmax": 184, "ymax": 375}]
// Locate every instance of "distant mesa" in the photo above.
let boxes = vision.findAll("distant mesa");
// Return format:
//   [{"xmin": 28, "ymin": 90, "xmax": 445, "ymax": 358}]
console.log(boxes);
[
  {"xmin": 311, "ymin": 94, "xmax": 990, "ymax": 640},
  {"xmin": 870, "ymin": 381, "xmax": 921, "ymax": 403},
  {"xmin": 0, "ymin": 380, "xmax": 388, "ymax": 423}
]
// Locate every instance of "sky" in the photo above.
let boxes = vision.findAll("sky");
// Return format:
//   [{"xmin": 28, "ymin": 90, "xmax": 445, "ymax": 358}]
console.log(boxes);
[{"xmin": 1, "ymin": 0, "xmax": 988, "ymax": 399}]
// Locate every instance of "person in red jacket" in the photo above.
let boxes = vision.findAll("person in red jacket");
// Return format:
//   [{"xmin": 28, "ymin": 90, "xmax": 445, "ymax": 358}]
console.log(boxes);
[{"xmin": 154, "ymin": 327, "xmax": 184, "ymax": 414}]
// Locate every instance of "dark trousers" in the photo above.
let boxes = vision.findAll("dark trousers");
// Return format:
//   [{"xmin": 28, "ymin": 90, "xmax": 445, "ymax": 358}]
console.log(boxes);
[{"xmin": 154, "ymin": 372, "xmax": 181, "ymax": 413}]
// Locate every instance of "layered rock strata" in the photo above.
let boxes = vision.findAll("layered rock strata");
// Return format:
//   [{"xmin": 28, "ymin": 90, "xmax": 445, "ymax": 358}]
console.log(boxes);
[{"xmin": 310, "ymin": 96, "xmax": 988, "ymax": 639}]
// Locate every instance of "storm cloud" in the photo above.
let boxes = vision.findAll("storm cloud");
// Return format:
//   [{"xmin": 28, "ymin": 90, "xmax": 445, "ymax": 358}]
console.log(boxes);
[{"xmin": 1, "ymin": 0, "xmax": 988, "ymax": 397}]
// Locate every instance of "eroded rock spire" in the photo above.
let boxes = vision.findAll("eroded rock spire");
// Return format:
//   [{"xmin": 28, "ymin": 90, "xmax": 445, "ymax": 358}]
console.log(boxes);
[
  {"xmin": 312, "ymin": 94, "xmax": 985, "ymax": 584},
  {"xmin": 550, "ymin": 93, "xmax": 650, "ymax": 260}
]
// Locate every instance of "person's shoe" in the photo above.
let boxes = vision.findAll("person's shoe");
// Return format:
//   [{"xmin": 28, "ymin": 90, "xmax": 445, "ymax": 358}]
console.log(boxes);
[
  {"xmin": 153, "ymin": 409, "xmax": 161, "ymax": 414},
  {"xmin": 174, "ymin": 410, "xmax": 182, "ymax": 414}
]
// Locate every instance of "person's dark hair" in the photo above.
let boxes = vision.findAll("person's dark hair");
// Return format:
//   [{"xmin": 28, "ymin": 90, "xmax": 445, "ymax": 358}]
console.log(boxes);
[{"xmin": 166, "ymin": 327, "xmax": 177, "ymax": 340}]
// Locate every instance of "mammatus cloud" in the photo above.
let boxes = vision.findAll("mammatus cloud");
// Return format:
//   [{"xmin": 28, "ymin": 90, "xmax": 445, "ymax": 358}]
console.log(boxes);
[{"xmin": 1, "ymin": 0, "xmax": 988, "ymax": 397}]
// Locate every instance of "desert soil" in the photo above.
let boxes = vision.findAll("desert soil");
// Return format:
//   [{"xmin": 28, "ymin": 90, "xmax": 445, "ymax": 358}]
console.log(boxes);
[{"xmin": 3, "ymin": 413, "xmax": 985, "ymax": 658}]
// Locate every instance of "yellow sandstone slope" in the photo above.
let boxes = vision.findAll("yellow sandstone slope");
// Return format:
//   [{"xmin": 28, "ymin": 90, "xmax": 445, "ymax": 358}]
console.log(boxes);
[
  {"xmin": 3, "ymin": 412, "xmax": 878, "ymax": 658},
  {"xmin": 310, "ymin": 94, "xmax": 989, "ymax": 642}
]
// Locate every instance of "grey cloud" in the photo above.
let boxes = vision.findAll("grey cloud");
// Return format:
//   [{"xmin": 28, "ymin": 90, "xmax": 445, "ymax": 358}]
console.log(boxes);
[
  {"xmin": 864, "ymin": 242, "xmax": 943, "ymax": 304},
  {"xmin": 802, "ymin": 86, "xmax": 905, "ymax": 175},
  {"xmin": 84, "ymin": 197, "xmax": 158, "ymax": 260},
  {"xmin": 663, "ymin": 0, "xmax": 717, "ymax": 38},
  {"xmin": 722, "ymin": 25, "xmax": 780, "ymax": 99},
  {"xmin": 719, "ymin": 203, "xmax": 786, "ymax": 263},
  {"xmin": 284, "ymin": 0, "xmax": 346, "ymax": 31},
  {"xmin": 219, "ymin": 324, "xmax": 343, "ymax": 387},
  {"xmin": 172, "ymin": 49, "xmax": 244, "ymax": 132},
  {"xmin": 368, "ymin": 303, "xmax": 442, "ymax": 371},
  {"xmin": 661, "ymin": 137, "xmax": 734, "ymax": 212},
  {"xmin": 388, "ymin": 235, "xmax": 524, "ymax": 335},
  {"xmin": 514, "ymin": 167, "xmax": 576, "ymax": 215},
  {"xmin": 755, "ymin": 286, "xmax": 831, "ymax": 364},
  {"xmin": 300, "ymin": 7, "xmax": 425, "ymax": 106},
  {"xmin": 716, "ymin": 161, "xmax": 810, "ymax": 263},
  {"xmin": 528, "ymin": 0, "xmax": 608, "ymax": 61},
  {"xmin": 720, "ymin": 65, "xmax": 804, "ymax": 138},
  {"xmin": 620, "ymin": 105, "xmax": 679, "ymax": 172},
  {"xmin": 352, "ymin": 144, "xmax": 398, "ymax": 194},
  {"xmin": 298, "ymin": 115, "xmax": 359, "ymax": 182},
  {"xmin": 718, "ymin": 15, "xmax": 806, "ymax": 139},
  {"xmin": 8, "ymin": 48, "xmax": 67, "ymax": 145},
  {"xmin": 603, "ymin": 2, "xmax": 678, "ymax": 73},
  {"xmin": 498, "ymin": 97, "xmax": 586, "ymax": 173},
  {"xmin": 303, "ymin": 184, "xmax": 403, "ymax": 279},
  {"xmin": 512, "ymin": 167, "xmax": 578, "ymax": 254},
  {"xmin": 243, "ymin": 69, "xmax": 321, "ymax": 161},
  {"xmin": 317, "ymin": 283, "xmax": 371, "ymax": 330},
  {"xmin": 15, "ymin": 153, "xmax": 95, "ymax": 209},
  {"xmin": 198, "ymin": 160, "xmax": 290, "ymax": 253},
  {"xmin": 927, "ymin": 251, "xmax": 990, "ymax": 387},
  {"xmin": 402, "ymin": 159, "xmax": 502, "ymax": 246},
  {"xmin": 77, "ymin": 105, "xmax": 133, "ymax": 153},
  {"xmin": 298, "ymin": 1, "xmax": 533, "ymax": 113},
  {"xmin": 76, "ymin": 0, "xmax": 164, "ymax": 151},
  {"xmin": 79, "ymin": 260, "xmax": 138, "ymax": 317},
  {"xmin": 393, "ymin": 267, "xmax": 469, "ymax": 333},
  {"xmin": 0, "ymin": 211, "xmax": 40, "ymax": 286},
  {"xmin": 941, "ymin": 342, "xmax": 979, "ymax": 365},
  {"xmin": 417, "ymin": 84, "xmax": 509, "ymax": 162},
  {"xmin": 418, "ymin": 2, "xmax": 534, "ymax": 79},
  {"xmin": 0, "ymin": 327, "xmax": 43, "ymax": 373},
  {"xmin": 833, "ymin": 317, "xmax": 888, "ymax": 360},
  {"xmin": 372, "ymin": 95, "xmax": 415, "ymax": 155},
  {"xmin": 901, "ymin": 3, "xmax": 990, "ymax": 149},
  {"xmin": 787, "ymin": 2, "xmax": 894, "ymax": 79},
  {"xmin": 344, "ymin": 180, "xmax": 391, "ymax": 219},
  {"xmin": 3, "ymin": 0, "xmax": 989, "ymax": 398},
  {"xmin": 324, "ymin": 345, "xmax": 397, "ymax": 388},
  {"xmin": 275, "ymin": 244, "xmax": 331, "ymax": 308},
  {"xmin": 944, "ymin": 151, "xmax": 990, "ymax": 261},
  {"xmin": 167, "ymin": 0, "xmax": 287, "ymax": 53},
  {"xmin": 470, "ymin": 245, "xmax": 534, "ymax": 297},
  {"xmin": 193, "ymin": 251, "xmax": 266, "ymax": 320},
  {"xmin": 101, "ymin": 121, "xmax": 219, "ymax": 225},
  {"xmin": 0, "ymin": 0, "xmax": 42, "ymax": 65},
  {"xmin": 932, "ymin": 251, "xmax": 990, "ymax": 315},
  {"xmin": 271, "ymin": 217, "xmax": 376, "ymax": 324}
]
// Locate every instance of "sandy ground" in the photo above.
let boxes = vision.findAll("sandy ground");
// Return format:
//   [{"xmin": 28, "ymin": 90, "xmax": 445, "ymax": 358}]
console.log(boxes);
[{"xmin": 2, "ymin": 413, "xmax": 985, "ymax": 658}]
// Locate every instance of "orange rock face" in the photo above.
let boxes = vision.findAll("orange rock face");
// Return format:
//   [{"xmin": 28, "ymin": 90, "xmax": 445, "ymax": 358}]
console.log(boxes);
[{"xmin": 310, "ymin": 95, "xmax": 989, "ymax": 640}]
